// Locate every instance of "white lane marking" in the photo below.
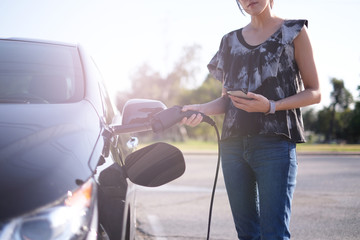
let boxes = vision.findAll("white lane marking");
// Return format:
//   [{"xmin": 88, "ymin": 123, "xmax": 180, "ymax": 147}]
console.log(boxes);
[{"xmin": 147, "ymin": 215, "xmax": 167, "ymax": 240}]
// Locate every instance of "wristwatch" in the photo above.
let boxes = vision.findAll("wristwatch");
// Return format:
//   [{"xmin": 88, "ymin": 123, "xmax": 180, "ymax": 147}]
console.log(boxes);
[{"xmin": 265, "ymin": 100, "xmax": 276, "ymax": 115}]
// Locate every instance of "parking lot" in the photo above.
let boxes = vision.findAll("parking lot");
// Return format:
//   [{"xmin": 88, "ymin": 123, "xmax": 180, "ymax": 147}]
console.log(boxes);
[{"xmin": 135, "ymin": 153, "xmax": 360, "ymax": 240}]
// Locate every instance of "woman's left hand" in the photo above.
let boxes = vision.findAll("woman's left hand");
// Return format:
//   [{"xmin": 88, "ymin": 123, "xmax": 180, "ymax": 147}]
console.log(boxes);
[{"xmin": 229, "ymin": 92, "xmax": 270, "ymax": 113}]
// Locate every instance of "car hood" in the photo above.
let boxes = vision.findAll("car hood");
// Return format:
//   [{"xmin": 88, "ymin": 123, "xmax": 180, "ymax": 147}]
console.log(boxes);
[{"xmin": 0, "ymin": 101, "xmax": 101, "ymax": 221}]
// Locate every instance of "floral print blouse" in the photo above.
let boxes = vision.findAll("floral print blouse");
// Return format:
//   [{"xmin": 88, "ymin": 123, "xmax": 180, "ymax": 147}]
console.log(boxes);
[{"xmin": 208, "ymin": 19, "xmax": 308, "ymax": 143}]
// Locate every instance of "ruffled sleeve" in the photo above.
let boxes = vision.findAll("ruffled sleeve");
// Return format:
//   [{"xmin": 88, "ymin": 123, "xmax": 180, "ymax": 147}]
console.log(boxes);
[
  {"xmin": 207, "ymin": 35, "xmax": 228, "ymax": 82},
  {"xmin": 281, "ymin": 19, "xmax": 308, "ymax": 45}
]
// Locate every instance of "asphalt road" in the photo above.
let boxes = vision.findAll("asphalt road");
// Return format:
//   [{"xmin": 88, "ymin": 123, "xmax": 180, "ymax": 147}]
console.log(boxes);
[{"xmin": 134, "ymin": 153, "xmax": 360, "ymax": 240}]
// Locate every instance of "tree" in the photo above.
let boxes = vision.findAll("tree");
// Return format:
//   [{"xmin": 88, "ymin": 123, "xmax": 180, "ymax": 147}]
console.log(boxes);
[
  {"xmin": 330, "ymin": 78, "xmax": 353, "ymax": 110},
  {"xmin": 117, "ymin": 44, "xmax": 202, "ymax": 108},
  {"xmin": 327, "ymin": 78, "xmax": 353, "ymax": 142},
  {"xmin": 315, "ymin": 107, "xmax": 332, "ymax": 141},
  {"xmin": 115, "ymin": 44, "xmax": 212, "ymax": 142},
  {"xmin": 346, "ymin": 85, "xmax": 360, "ymax": 143}
]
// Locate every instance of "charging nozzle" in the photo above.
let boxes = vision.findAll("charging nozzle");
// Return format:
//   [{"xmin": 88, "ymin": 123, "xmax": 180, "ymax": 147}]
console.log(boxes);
[
  {"xmin": 111, "ymin": 105, "xmax": 215, "ymax": 134},
  {"xmin": 150, "ymin": 106, "xmax": 215, "ymax": 133}
]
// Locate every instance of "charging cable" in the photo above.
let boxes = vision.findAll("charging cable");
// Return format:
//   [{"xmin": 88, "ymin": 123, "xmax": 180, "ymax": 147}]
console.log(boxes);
[
  {"xmin": 150, "ymin": 106, "xmax": 221, "ymax": 240},
  {"xmin": 206, "ymin": 123, "xmax": 221, "ymax": 240}
]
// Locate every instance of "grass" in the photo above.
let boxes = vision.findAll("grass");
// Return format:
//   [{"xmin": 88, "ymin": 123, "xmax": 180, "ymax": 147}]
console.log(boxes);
[
  {"xmin": 163, "ymin": 140, "xmax": 360, "ymax": 153},
  {"xmin": 296, "ymin": 143, "xmax": 360, "ymax": 152}
]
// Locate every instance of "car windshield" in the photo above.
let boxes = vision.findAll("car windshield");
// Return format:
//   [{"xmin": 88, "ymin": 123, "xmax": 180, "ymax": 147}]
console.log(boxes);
[{"xmin": 0, "ymin": 40, "xmax": 84, "ymax": 104}]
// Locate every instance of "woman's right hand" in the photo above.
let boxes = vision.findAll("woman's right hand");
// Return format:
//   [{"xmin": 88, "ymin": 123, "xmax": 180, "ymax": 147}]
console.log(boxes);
[{"xmin": 180, "ymin": 104, "xmax": 203, "ymax": 127}]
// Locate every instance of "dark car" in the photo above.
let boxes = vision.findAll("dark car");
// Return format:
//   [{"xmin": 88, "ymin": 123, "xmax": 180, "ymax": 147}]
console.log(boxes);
[{"xmin": 0, "ymin": 38, "xmax": 185, "ymax": 240}]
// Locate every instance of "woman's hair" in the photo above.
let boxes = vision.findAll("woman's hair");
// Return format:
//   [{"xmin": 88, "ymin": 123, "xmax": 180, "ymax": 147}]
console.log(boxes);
[{"xmin": 236, "ymin": 0, "xmax": 245, "ymax": 15}]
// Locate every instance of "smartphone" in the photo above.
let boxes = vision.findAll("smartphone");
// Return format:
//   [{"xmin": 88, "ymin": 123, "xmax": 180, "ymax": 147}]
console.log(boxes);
[{"xmin": 227, "ymin": 90, "xmax": 253, "ymax": 100}]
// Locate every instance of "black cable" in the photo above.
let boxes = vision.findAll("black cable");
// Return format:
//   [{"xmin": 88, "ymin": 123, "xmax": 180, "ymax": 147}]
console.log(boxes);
[
  {"xmin": 150, "ymin": 107, "xmax": 220, "ymax": 239},
  {"xmin": 206, "ymin": 124, "xmax": 221, "ymax": 240}
]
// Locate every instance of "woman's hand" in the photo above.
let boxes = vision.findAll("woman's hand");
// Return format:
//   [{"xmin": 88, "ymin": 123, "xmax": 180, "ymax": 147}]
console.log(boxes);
[
  {"xmin": 229, "ymin": 92, "xmax": 270, "ymax": 113},
  {"xmin": 180, "ymin": 104, "xmax": 203, "ymax": 127}
]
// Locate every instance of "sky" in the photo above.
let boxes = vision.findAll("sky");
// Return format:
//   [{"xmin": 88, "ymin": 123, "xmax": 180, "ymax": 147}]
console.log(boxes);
[{"xmin": 1, "ymin": 0, "xmax": 359, "ymax": 108}]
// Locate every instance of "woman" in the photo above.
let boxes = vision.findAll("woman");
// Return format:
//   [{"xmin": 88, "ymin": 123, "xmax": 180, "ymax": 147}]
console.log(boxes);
[{"xmin": 181, "ymin": 0, "xmax": 321, "ymax": 239}]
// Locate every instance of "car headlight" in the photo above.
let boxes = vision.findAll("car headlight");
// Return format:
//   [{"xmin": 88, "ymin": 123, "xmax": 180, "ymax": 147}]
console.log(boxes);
[{"xmin": 0, "ymin": 179, "xmax": 97, "ymax": 240}]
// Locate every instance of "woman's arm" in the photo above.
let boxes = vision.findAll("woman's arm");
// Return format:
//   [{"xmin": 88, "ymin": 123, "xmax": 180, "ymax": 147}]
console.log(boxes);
[{"xmin": 275, "ymin": 26, "xmax": 321, "ymax": 111}]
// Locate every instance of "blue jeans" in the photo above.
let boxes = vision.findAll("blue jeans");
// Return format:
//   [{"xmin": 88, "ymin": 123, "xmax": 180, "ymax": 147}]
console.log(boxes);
[{"xmin": 220, "ymin": 135, "xmax": 298, "ymax": 240}]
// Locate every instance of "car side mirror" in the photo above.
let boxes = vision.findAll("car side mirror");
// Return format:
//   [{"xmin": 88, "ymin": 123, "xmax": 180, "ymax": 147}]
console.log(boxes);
[
  {"xmin": 111, "ymin": 99, "xmax": 167, "ymax": 134},
  {"xmin": 124, "ymin": 142, "xmax": 185, "ymax": 187}
]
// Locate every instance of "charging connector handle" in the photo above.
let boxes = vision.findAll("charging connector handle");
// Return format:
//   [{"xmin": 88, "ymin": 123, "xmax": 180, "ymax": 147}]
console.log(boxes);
[{"xmin": 151, "ymin": 105, "xmax": 215, "ymax": 133}]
